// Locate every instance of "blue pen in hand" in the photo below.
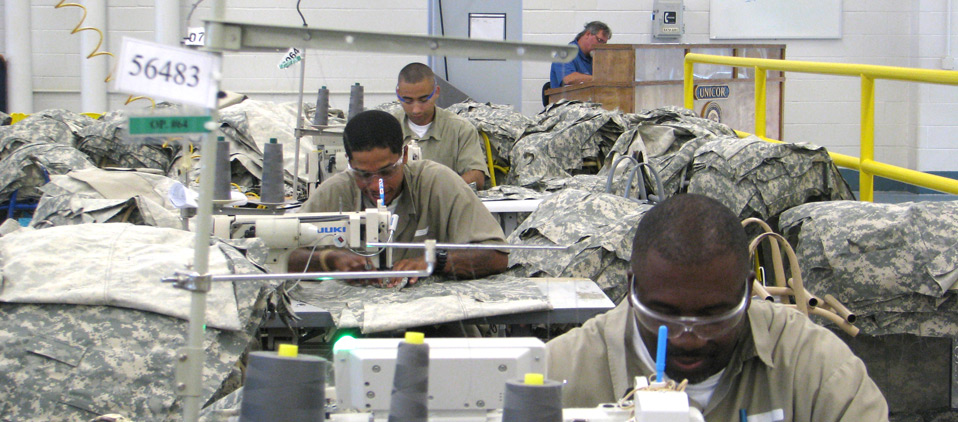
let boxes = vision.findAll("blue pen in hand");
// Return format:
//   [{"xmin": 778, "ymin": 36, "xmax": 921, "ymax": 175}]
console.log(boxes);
[{"xmin": 656, "ymin": 325, "xmax": 668, "ymax": 383}]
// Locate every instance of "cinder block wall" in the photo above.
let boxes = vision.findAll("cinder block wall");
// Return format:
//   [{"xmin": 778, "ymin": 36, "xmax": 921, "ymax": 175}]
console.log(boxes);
[{"xmin": 2, "ymin": 0, "xmax": 955, "ymax": 172}]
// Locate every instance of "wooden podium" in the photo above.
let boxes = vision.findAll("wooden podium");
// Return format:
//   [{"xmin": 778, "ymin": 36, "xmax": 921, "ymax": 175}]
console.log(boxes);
[{"xmin": 546, "ymin": 43, "xmax": 786, "ymax": 139}]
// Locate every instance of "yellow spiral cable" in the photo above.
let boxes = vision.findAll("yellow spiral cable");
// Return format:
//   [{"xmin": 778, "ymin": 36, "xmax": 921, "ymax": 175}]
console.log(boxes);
[{"xmin": 55, "ymin": 1, "xmax": 154, "ymax": 107}]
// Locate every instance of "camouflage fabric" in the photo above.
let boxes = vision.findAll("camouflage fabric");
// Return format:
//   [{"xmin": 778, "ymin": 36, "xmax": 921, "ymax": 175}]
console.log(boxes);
[
  {"xmin": 76, "ymin": 110, "xmax": 181, "ymax": 171},
  {"xmin": 0, "ymin": 109, "xmax": 95, "ymax": 160},
  {"xmin": 779, "ymin": 200, "xmax": 958, "ymax": 337},
  {"xmin": 477, "ymin": 185, "xmax": 547, "ymax": 201},
  {"xmin": 198, "ymin": 387, "xmax": 243, "ymax": 422},
  {"xmin": 30, "ymin": 168, "xmax": 184, "ymax": 229},
  {"xmin": 0, "ymin": 111, "xmax": 10, "ymax": 126},
  {"xmin": 688, "ymin": 136, "xmax": 855, "ymax": 221},
  {"xmin": 507, "ymin": 100, "xmax": 628, "ymax": 187},
  {"xmin": 0, "ymin": 238, "xmax": 278, "ymax": 421},
  {"xmin": 0, "ymin": 222, "xmax": 272, "ymax": 331},
  {"xmin": 603, "ymin": 105, "xmax": 738, "ymax": 200},
  {"xmin": 446, "ymin": 100, "xmax": 534, "ymax": 166},
  {"xmin": 505, "ymin": 189, "xmax": 653, "ymax": 303},
  {"xmin": 0, "ymin": 142, "xmax": 96, "ymax": 203},
  {"xmin": 213, "ymin": 100, "xmax": 311, "ymax": 200},
  {"xmin": 287, "ymin": 274, "xmax": 549, "ymax": 333}
]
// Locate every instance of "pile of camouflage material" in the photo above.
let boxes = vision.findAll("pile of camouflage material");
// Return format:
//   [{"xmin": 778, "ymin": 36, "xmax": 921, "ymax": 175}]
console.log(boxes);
[
  {"xmin": 0, "ymin": 223, "xmax": 279, "ymax": 421},
  {"xmin": 780, "ymin": 200, "xmax": 958, "ymax": 337},
  {"xmin": 451, "ymin": 101, "xmax": 855, "ymax": 303}
]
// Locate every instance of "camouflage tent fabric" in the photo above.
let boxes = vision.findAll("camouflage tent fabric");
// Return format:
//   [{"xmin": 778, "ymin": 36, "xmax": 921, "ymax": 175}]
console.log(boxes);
[
  {"xmin": 0, "ymin": 142, "xmax": 96, "ymax": 203},
  {"xmin": 0, "ymin": 234, "xmax": 277, "ymax": 421},
  {"xmin": 688, "ymin": 136, "xmax": 855, "ymax": 221},
  {"xmin": 446, "ymin": 100, "xmax": 533, "ymax": 165},
  {"xmin": 288, "ymin": 274, "xmax": 549, "ymax": 333},
  {"xmin": 76, "ymin": 110, "xmax": 181, "ymax": 171},
  {"xmin": 0, "ymin": 109, "xmax": 95, "ymax": 160},
  {"xmin": 505, "ymin": 189, "xmax": 653, "ymax": 303},
  {"xmin": 30, "ymin": 168, "xmax": 183, "ymax": 229},
  {"xmin": 0, "ymin": 223, "xmax": 264, "ymax": 331},
  {"xmin": 477, "ymin": 184, "xmax": 547, "ymax": 201},
  {"xmin": 779, "ymin": 200, "xmax": 958, "ymax": 337},
  {"xmin": 507, "ymin": 100, "xmax": 628, "ymax": 187},
  {"xmin": 213, "ymin": 100, "xmax": 311, "ymax": 200}
]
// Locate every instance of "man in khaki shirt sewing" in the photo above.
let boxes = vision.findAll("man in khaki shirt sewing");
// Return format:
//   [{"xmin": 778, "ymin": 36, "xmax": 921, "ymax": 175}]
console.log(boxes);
[
  {"xmin": 392, "ymin": 62, "xmax": 488, "ymax": 188},
  {"xmin": 546, "ymin": 194, "xmax": 888, "ymax": 421},
  {"xmin": 290, "ymin": 110, "xmax": 507, "ymax": 287}
]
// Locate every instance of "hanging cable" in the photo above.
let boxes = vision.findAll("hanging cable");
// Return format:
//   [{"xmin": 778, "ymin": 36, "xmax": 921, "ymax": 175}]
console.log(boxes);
[
  {"xmin": 54, "ymin": 1, "xmax": 154, "ymax": 107},
  {"xmin": 186, "ymin": 0, "xmax": 206, "ymax": 27}
]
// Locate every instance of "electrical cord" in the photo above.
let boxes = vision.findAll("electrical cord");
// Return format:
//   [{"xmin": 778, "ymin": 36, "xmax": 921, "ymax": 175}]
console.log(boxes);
[{"xmin": 54, "ymin": 1, "xmax": 154, "ymax": 107}]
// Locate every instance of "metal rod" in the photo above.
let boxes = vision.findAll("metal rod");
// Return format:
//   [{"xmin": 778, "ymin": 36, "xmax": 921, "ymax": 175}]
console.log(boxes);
[
  {"xmin": 367, "ymin": 242, "xmax": 567, "ymax": 250},
  {"xmin": 204, "ymin": 20, "xmax": 577, "ymax": 62},
  {"xmin": 208, "ymin": 264, "xmax": 433, "ymax": 282}
]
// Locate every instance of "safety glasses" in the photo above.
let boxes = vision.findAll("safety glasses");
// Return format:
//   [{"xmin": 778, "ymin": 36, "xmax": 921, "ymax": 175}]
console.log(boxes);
[
  {"xmin": 628, "ymin": 274, "xmax": 748, "ymax": 340},
  {"xmin": 396, "ymin": 85, "xmax": 438, "ymax": 105},
  {"xmin": 346, "ymin": 156, "xmax": 403, "ymax": 183}
]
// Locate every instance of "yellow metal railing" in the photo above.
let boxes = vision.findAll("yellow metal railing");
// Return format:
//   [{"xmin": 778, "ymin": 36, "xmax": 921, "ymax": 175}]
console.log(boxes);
[{"xmin": 683, "ymin": 53, "xmax": 958, "ymax": 201}]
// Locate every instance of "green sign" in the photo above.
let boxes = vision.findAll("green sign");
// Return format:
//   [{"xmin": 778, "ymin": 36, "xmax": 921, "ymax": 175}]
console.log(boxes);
[{"xmin": 128, "ymin": 115, "xmax": 211, "ymax": 135}]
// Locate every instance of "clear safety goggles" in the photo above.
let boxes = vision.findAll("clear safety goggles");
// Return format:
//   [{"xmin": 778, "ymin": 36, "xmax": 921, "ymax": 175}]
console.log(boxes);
[
  {"xmin": 396, "ymin": 85, "xmax": 438, "ymax": 105},
  {"xmin": 346, "ymin": 156, "xmax": 403, "ymax": 183},
  {"xmin": 628, "ymin": 274, "xmax": 748, "ymax": 340}
]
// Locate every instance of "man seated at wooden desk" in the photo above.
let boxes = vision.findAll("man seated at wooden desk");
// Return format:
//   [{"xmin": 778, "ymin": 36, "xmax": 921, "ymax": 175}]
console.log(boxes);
[
  {"xmin": 289, "ymin": 109, "xmax": 508, "ymax": 287},
  {"xmin": 550, "ymin": 21, "xmax": 612, "ymax": 88},
  {"xmin": 545, "ymin": 194, "xmax": 888, "ymax": 421}
]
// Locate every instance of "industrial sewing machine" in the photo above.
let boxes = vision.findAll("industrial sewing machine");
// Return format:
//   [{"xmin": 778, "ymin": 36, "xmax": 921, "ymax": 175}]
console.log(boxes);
[
  {"xmin": 327, "ymin": 337, "xmax": 706, "ymax": 422},
  {"xmin": 211, "ymin": 206, "xmax": 397, "ymax": 273}
]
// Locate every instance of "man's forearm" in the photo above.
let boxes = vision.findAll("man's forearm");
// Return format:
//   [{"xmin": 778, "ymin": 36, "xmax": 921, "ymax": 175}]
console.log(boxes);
[
  {"xmin": 562, "ymin": 72, "xmax": 593, "ymax": 86},
  {"xmin": 443, "ymin": 249, "xmax": 508, "ymax": 279},
  {"xmin": 461, "ymin": 169, "xmax": 486, "ymax": 189}
]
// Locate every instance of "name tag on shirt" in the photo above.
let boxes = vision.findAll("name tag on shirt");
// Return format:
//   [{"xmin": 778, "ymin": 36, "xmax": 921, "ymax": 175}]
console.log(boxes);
[{"xmin": 746, "ymin": 409, "xmax": 784, "ymax": 422}]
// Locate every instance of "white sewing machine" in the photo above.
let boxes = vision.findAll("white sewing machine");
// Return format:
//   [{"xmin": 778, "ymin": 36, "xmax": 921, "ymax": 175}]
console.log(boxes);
[
  {"xmin": 329, "ymin": 337, "xmax": 706, "ymax": 422},
  {"xmin": 211, "ymin": 207, "xmax": 396, "ymax": 272}
]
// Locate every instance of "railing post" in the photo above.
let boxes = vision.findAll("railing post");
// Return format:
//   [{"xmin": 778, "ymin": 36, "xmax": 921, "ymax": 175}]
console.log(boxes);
[
  {"xmin": 684, "ymin": 58, "xmax": 695, "ymax": 110},
  {"xmin": 860, "ymin": 75, "xmax": 875, "ymax": 202},
  {"xmin": 755, "ymin": 66, "xmax": 767, "ymax": 138}
]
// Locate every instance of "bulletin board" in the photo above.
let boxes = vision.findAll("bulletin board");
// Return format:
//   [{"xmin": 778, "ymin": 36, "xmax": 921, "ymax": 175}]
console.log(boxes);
[{"xmin": 709, "ymin": 0, "xmax": 842, "ymax": 40}]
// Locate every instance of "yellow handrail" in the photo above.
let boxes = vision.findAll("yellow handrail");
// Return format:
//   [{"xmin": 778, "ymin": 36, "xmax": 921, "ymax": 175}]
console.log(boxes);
[{"xmin": 684, "ymin": 53, "xmax": 958, "ymax": 201}]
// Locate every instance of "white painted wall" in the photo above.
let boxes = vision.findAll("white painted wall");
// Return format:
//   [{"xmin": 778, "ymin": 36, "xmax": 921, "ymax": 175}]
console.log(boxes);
[{"xmin": 1, "ymin": 0, "xmax": 955, "ymax": 172}]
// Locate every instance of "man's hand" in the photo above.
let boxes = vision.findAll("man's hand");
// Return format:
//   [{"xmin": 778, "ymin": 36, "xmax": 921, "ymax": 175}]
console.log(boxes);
[{"xmin": 385, "ymin": 256, "xmax": 428, "ymax": 288}]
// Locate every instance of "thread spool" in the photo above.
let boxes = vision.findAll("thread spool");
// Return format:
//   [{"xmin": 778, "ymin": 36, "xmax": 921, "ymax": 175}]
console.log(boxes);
[
  {"xmin": 313, "ymin": 86, "xmax": 329, "ymax": 126},
  {"xmin": 260, "ymin": 138, "xmax": 285, "ymax": 204},
  {"xmin": 213, "ymin": 136, "xmax": 231, "ymax": 201},
  {"xmin": 348, "ymin": 82, "xmax": 364, "ymax": 121},
  {"xmin": 240, "ymin": 345, "xmax": 327, "ymax": 422},
  {"xmin": 501, "ymin": 374, "xmax": 563, "ymax": 422},
  {"xmin": 388, "ymin": 332, "xmax": 428, "ymax": 422}
]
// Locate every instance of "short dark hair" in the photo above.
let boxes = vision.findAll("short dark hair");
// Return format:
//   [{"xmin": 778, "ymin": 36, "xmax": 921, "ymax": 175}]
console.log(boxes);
[
  {"xmin": 342, "ymin": 110, "xmax": 403, "ymax": 158},
  {"xmin": 631, "ymin": 194, "xmax": 749, "ymax": 277},
  {"xmin": 575, "ymin": 21, "xmax": 612, "ymax": 41},
  {"xmin": 398, "ymin": 62, "xmax": 436, "ymax": 86}
]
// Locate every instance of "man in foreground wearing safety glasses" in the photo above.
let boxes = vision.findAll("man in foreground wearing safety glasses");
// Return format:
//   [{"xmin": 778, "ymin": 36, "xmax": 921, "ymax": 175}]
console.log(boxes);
[
  {"xmin": 545, "ymin": 194, "xmax": 888, "ymax": 421},
  {"xmin": 392, "ymin": 62, "xmax": 488, "ymax": 188},
  {"xmin": 290, "ymin": 110, "xmax": 508, "ymax": 287}
]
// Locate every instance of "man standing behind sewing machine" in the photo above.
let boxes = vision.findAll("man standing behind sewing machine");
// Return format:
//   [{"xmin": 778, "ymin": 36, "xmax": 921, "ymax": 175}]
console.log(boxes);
[
  {"xmin": 391, "ymin": 62, "xmax": 489, "ymax": 189},
  {"xmin": 289, "ymin": 109, "xmax": 507, "ymax": 286},
  {"xmin": 545, "ymin": 194, "xmax": 888, "ymax": 421}
]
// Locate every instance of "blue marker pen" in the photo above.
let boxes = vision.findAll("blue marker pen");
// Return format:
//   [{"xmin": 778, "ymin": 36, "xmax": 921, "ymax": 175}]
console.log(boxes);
[
  {"xmin": 378, "ymin": 178, "xmax": 385, "ymax": 206},
  {"xmin": 656, "ymin": 325, "xmax": 668, "ymax": 383}
]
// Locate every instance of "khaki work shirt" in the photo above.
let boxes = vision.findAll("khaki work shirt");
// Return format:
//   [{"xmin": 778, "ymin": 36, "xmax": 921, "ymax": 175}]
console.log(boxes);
[
  {"xmin": 393, "ymin": 107, "xmax": 489, "ymax": 177},
  {"xmin": 545, "ymin": 300, "xmax": 889, "ymax": 422},
  {"xmin": 301, "ymin": 160, "xmax": 505, "ymax": 263}
]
